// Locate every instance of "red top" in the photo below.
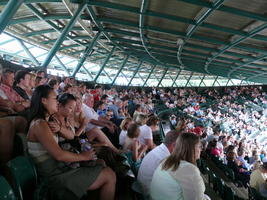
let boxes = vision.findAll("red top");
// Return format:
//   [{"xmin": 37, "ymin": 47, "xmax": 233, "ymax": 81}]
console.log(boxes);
[{"xmin": 0, "ymin": 83, "xmax": 23, "ymax": 103}]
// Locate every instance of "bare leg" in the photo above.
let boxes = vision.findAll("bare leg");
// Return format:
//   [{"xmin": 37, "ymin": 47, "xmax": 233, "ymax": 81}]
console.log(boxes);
[
  {"xmin": 88, "ymin": 167, "xmax": 116, "ymax": 200},
  {"xmin": 86, "ymin": 128, "xmax": 119, "ymax": 153},
  {"xmin": 0, "ymin": 118, "xmax": 15, "ymax": 164}
]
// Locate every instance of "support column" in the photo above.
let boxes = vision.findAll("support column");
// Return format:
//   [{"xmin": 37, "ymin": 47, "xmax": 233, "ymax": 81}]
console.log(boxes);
[
  {"xmin": 55, "ymin": 56, "xmax": 70, "ymax": 76},
  {"xmin": 111, "ymin": 55, "xmax": 129, "ymax": 86},
  {"xmin": 17, "ymin": 39, "xmax": 40, "ymax": 66},
  {"xmin": 157, "ymin": 68, "xmax": 168, "ymax": 87},
  {"xmin": 127, "ymin": 61, "xmax": 143, "ymax": 87},
  {"xmin": 94, "ymin": 46, "xmax": 116, "ymax": 82},
  {"xmin": 185, "ymin": 72, "xmax": 193, "ymax": 87},
  {"xmin": 171, "ymin": 69, "xmax": 181, "ymax": 88},
  {"xmin": 41, "ymin": 2, "xmax": 86, "ymax": 68},
  {"xmin": 143, "ymin": 65, "xmax": 156, "ymax": 87},
  {"xmin": 72, "ymin": 31, "xmax": 102, "ymax": 77},
  {"xmin": 0, "ymin": 0, "xmax": 24, "ymax": 34}
]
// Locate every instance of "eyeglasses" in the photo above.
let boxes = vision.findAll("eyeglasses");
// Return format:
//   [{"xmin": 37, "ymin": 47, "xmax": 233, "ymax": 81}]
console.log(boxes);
[{"xmin": 106, "ymin": 114, "xmax": 113, "ymax": 117}]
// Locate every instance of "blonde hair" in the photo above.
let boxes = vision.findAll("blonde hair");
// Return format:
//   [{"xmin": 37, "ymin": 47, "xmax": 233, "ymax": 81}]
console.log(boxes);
[
  {"xmin": 135, "ymin": 114, "xmax": 147, "ymax": 125},
  {"xmin": 120, "ymin": 117, "xmax": 132, "ymax": 130}
]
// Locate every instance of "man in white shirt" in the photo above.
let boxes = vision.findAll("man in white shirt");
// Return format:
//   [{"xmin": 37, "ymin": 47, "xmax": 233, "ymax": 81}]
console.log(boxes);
[
  {"xmin": 138, "ymin": 116, "xmax": 159, "ymax": 150},
  {"xmin": 137, "ymin": 130, "xmax": 180, "ymax": 195}
]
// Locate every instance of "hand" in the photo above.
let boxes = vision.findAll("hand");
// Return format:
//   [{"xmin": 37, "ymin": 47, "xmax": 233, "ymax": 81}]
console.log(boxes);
[
  {"xmin": 82, "ymin": 117, "xmax": 90, "ymax": 126},
  {"xmin": 141, "ymin": 144, "xmax": 148, "ymax": 151},
  {"xmin": 80, "ymin": 149, "xmax": 96, "ymax": 161},
  {"xmin": 48, "ymin": 121, "xmax": 61, "ymax": 133}
]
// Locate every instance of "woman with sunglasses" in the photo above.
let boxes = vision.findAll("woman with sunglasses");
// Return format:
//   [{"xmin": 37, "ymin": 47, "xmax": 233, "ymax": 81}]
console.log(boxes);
[{"xmin": 27, "ymin": 85, "xmax": 116, "ymax": 200}]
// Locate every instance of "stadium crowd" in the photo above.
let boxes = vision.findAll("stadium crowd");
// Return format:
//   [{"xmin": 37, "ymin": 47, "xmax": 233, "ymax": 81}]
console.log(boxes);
[{"xmin": 1, "ymin": 63, "xmax": 267, "ymax": 199}]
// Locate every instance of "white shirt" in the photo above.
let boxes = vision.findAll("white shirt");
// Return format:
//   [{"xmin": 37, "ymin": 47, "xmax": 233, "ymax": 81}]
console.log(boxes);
[
  {"xmin": 137, "ymin": 143, "xmax": 170, "ymax": 195},
  {"xmin": 119, "ymin": 130, "xmax": 127, "ymax": 146},
  {"xmin": 138, "ymin": 124, "xmax": 153, "ymax": 145},
  {"xmin": 59, "ymin": 82, "xmax": 65, "ymax": 90},
  {"xmin": 82, "ymin": 103, "xmax": 101, "ymax": 131}
]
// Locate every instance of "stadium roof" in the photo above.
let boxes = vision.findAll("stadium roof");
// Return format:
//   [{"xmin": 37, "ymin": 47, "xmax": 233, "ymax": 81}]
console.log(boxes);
[{"xmin": 0, "ymin": 0, "xmax": 266, "ymax": 86}]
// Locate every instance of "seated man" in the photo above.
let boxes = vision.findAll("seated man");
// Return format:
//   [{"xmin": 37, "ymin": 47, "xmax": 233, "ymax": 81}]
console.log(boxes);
[
  {"xmin": 138, "ymin": 116, "xmax": 159, "ymax": 150},
  {"xmin": 13, "ymin": 70, "xmax": 31, "ymax": 100},
  {"xmin": 137, "ymin": 130, "xmax": 180, "ymax": 195},
  {"xmin": 82, "ymin": 94, "xmax": 120, "ymax": 152},
  {"xmin": 0, "ymin": 67, "xmax": 27, "ymax": 164}
]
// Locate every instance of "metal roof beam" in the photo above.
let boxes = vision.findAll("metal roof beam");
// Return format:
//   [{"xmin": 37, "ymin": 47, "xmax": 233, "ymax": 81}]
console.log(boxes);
[
  {"xmin": 178, "ymin": 0, "xmax": 225, "ymax": 69},
  {"xmin": 88, "ymin": 1, "xmax": 267, "ymax": 43},
  {"xmin": 111, "ymin": 55, "xmax": 129, "ymax": 86},
  {"xmin": 17, "ymin": 38, "xmax": 40, "ymax": 66},
  {"xmin": 99, "ymin": 17, "xmax": 267, "ymax": 55},
  {"xmin": 41, "ymin": 2, "xmax": 86, "ymax": 68},
  {"xmin": 157, "ymin": 68, "xmax": 168, "ymax": 87},
  {"xmin": 171, "ymin": 69, "xmax": 181, "ymax": 87},
  {"xmin": 94, "ymin": 46, "xmax": 116, "ymax": 82},
  {"xmin": 205, "ymin": 22, "xmax": 267, "ymax": 73},
  {"xmin": 143, "ymin": 65, "xmax": 156, "ymax": 87},
  {"xmin": 55, "ymin": 55, "xmax": 71, "ymax": 76},
  {"xmin": 127, "ymin": 61, "xmax": 143, "ymax": 87},
  {"xmin": 177, "ymin": 0, "xmax": 267, "ymax": 22},
  {"xmin": 8, "ymin": 14, "xmax": 90, "ymax": 25},
  {"xmin": 72, "ymin": 31, "xmax": 102, "ymax": 77},
  {"xmin": 0, "ymin": 0, "xmax": 24, "ymax": 34}
]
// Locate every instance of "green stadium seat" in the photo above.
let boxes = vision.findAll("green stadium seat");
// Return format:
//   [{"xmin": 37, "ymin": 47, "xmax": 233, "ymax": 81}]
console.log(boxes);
[
  {"xmin": 0, "ymin": 176, "xmax": 16, "ymax": 200},
  {"xmin": 216, "ymin": 177, "xmax": 225, "ymax": 197},
  {"xmin": 224, "ymin": 185, "xmax": 235, "ymax": 200},
  {"xmin": 6, "ymin": 156, "xmax": 38, "ymax": 200}
]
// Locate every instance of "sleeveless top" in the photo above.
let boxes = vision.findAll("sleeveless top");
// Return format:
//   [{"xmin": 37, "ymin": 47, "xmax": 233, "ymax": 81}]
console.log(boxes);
[{"xmin": 27, "ymin": 119, "xmax": 59, "ymax": 163}]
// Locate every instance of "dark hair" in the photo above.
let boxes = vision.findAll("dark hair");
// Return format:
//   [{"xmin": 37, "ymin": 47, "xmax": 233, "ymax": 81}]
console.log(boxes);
[
  {"xmin": 3, "ymin": 68, "xmax": 14, "ymax": 75},
  {"xmin": 57, "ymin": 93, "xmax": 76, "ymax": 106},
  {"xmin": 127, "ymin": 123, "xmax": 140, "ymax": 138},
  {"xmin": 14, "ymin": 70, "xmax": 29, "ymax": 85},
  {"xmin": 48, "ymin": 79, "xmax": 58, "ymax": 88},
  {"xmin": 164, "ymin": 130, "xmax": 180, "ymax": 146},
  {"xmin": 101, "ymin": 94, "xmax": 108, "ymax": 100},
  {"xmin": 29, "ymin": 85, "xmax": 54, "ymax": 121},
  {"xmin": 63, "ymin": 84, "xmax": 72, "ymax": 92},
  {"xmin": 146, "ymin": 116, "xmax": 159, "ymax": 126},
  {"xmin": 37, "ymin": 70, "xmax": 45, "ymax": 76},
  {"xmin": 162, "ymin": 132, "xmax": 200, "ymax": 171}
]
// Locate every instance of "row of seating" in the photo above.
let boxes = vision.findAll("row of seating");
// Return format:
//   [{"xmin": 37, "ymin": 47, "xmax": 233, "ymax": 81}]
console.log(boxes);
[
  {"xmin": 0, "ymin": 156, "xmax": 47, "ymax": 200},
  {"xmin": 208, "ymin": 155, "xmax": 267, "ymax": 200},
  {"xmin": 197, "ymin": 157, "xmax": 244, "ymax": 200}
]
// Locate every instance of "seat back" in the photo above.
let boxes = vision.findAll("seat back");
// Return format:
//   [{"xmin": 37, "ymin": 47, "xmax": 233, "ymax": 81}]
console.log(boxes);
[
  {"xmin": 0, "ymin": 176, "xmax": 16, "ymax": 200},
  {"xmin": 224, "ymin": 185, "xmax": 235, "ymax": 200},
  {"xmin": 7, "ymin": 156, "xmax": 38, "ymax": 200}
]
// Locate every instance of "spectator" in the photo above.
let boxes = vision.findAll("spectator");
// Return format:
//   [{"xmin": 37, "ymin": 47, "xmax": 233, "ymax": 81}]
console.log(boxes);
[
  {"xmin": 138, "ymin": 130, "xmax": 180, "ymax": 195},
  {"xmin": 150, "ymin": 133, "xmax": 210, "ymax": 200},
  {"xmin": 119, "ymin": 117, "xmax": 133, "ymax": 146},
  {"xmin": 13, "ymin": 70, "xmax": 31, "ymax": 100}
]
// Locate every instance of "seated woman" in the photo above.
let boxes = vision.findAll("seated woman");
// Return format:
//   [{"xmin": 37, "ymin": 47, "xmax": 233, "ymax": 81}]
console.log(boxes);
[
  {"xmin": 123, "ymin": 123, "xmax": 147, "ymax": 162},
  {"xmin": 150, "ymin": 132, "xmax": 210, "ymax": 200},
  {"xmin": 27, "ymin": 85, "xmax": 116, "ymax": 200},
  {"xmin": 226, "ymin": 151, "xmax": 250, "ymax": 187},
  {"xmin": 119, "ymin": 117, "xmax": 133, "ymax": 146},
  {"xmin": 70, "ymin": 96, "xmax": 119, "ymax": 152}
]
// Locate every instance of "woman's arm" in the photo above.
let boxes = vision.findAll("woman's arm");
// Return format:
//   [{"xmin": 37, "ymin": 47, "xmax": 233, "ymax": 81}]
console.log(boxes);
[
  {"xmin": 75, "ymin": 116, "xmax": 90, "ymax": 137},
  {"xmin": 32, "ymin": 120, "xmax": 95, "ymax": 162},
  {"xmin": 48, "ymin": 120, "xmax": 74, "ymax": 140},
  {"xmin": 132, "ymin": 141, "xmax": 147, "ymax": 162}
]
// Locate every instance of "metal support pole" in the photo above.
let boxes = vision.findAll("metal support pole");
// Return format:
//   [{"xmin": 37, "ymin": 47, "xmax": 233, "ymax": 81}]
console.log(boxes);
[
  {"xmin": 171, "ymin": 69, "xmax": 181, "ymax": 87},
  {"xmin": 111, "ymin": 55, "xmax": 129, "ymax": 85},
  {"xmin": 212, "ymin": 76, "xmax": 218, "ymax": 87},
  {"xmin": 0, "ymin": 0, "xmax": 24, "ymax": 34},
  {"xmin": 94, "ymin": 46, "xmax": 116, "ymax": 82},
  {"xmin": 17, "ymin": 39, "xmax": 40, "ymax": 66},
  {"xmin": 41, "ymin": 2, "xmax": 86, "ymax": 68},
  {"xmin": 127, "ymin": 61, "xmax": 143, "ymax": 87},
  {"xmin": 103, "ymin": 69, "xmax": 112, "ymax": 81},
  {"xmin": 55, "ymin": 56, "xmax": 70, "ymax": 76},
  {"xmin": 72, "ymin": 31, "xmax": 102, "ymax": 77},
  {"xmin": 185, "ymin": 72, "xmax": 193, "ymax": 87},
  {"xmin": 157, "ymin": 68, "xmax": 168, "ymax": 87},
  {"xmin": 199, "ymin": 75, "xmax": 206, "ymax": 86},
  {"xmin": 143, "ymin": 65, "xmax": 156, "ymax": 87}
]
